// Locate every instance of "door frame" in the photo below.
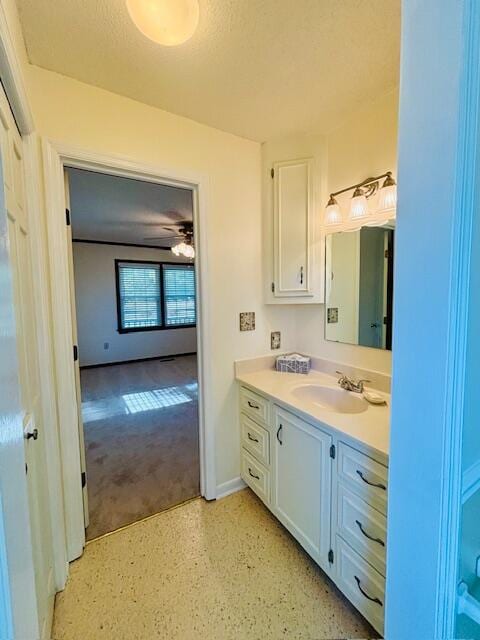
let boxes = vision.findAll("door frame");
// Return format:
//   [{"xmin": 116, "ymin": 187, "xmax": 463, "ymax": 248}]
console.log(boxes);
[
  {"xmin": 42, "ymin": 139, "xmax": 215, "ymax": 563},
  {"xmin": 385, "ymin": 2, "xmax": 480, "ymax": 637}
]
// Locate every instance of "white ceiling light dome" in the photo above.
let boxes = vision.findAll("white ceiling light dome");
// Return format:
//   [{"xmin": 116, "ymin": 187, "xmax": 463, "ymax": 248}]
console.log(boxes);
[{"xmin": 126, "ymin": 0, "xmax": 200, "ymax": 46}]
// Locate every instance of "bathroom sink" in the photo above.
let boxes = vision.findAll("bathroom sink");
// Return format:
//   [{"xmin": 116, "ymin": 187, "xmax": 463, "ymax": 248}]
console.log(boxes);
[{"xmin": 291, "ymin": 384, "xmax": 368, "ymax": 414}]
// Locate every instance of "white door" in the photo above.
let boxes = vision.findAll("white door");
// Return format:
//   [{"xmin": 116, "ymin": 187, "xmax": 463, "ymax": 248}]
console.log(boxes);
[
  {"xmin": 0, "ymin": 85, "xmax": 55, "ymax": 637},
  {"xmin": 64, "ymin": 171, "xmax": 89, "ymax": 529},
  {"xmin": 273, "ymin": 406, "xmax": 332, "ymax": 570},
  {"xmin": 272, "ymin": 158, "xmax": 313, "ymax": 297}
]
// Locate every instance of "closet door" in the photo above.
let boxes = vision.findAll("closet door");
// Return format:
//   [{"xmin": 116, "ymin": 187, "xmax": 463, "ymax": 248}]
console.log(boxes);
[
  {"xmin": 0, "ymin": 86, "xmax": 55, "ymax": 638},
  {"xmin": 272, "ymin": 158, "xmax": 313, "ymax": 297}
]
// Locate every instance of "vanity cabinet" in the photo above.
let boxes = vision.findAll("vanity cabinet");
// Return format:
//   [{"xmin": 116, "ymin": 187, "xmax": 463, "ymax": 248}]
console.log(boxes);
[
  {"xmin": 238, "ymin": 383, "xmax": 388, "ymax": 635},
  {"xmin": 273, "ymin": 406, "xmax": 332, "ymax": 570}
]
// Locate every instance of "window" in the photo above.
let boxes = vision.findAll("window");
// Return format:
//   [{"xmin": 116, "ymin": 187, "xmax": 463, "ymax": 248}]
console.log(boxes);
[
  {"xmin": 115, "ymin": 260, "xmax": 196, "ymax": 332},
  {"xmin": 163, "ymin": 264, "xmax": 196, "ymax": 326}
]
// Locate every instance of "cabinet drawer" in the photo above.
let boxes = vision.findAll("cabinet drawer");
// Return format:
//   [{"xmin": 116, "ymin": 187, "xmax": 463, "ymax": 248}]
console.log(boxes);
[
  {"xmin": 335, "ymin": 536, "xmax": 385, "ymax": 635},
  {"xmin": 337, "ymin": 483, "xmax": 387, "ymax": 576},
  {"xmin": 240, "ymin": 386, "xmax": 269, "ymax": 424},
  {"xmin": 241, "ymin": 448, "xmax": 270, "ymax": 505},
  {"xmin": 338, "ymin": 442, "xmax": 388, "ymax": 515},
  {"xmin": 241, "ymin": 414, "xmax": 270, "ymax": 466}
]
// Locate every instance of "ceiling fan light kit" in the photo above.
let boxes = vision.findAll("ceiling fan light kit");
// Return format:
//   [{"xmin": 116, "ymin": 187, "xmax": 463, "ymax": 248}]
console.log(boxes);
[{"xmin": 144, "ymin": 219, "xmax": 195, "ymax": 259}]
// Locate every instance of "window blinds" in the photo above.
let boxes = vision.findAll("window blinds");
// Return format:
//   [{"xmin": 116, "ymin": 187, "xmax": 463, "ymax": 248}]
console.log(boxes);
[
  {"xmin": 163, "ymin": 264, "xmax": 196, "ymax": 326},
  {"xmin": 118, "ymin": 262, "xmax": 162, "ymax": 329}
]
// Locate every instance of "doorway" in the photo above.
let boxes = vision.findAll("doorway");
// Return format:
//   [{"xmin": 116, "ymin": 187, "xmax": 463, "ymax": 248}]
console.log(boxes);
[{"xmin": 65, "ymin": 167, "xmax": 200, "ymax": 539}]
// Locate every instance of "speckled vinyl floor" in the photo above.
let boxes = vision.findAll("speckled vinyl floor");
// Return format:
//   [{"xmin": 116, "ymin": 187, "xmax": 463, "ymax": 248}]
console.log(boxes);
[{"xmin": 53, "ymin": 489, "xmax": 376, "ymax": 640}]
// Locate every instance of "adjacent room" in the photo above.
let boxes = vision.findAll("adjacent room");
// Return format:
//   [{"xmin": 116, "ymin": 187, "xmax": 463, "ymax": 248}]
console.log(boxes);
[{"xmin": 67, "ymin": 168, "xmax": 200, "ymax": 539}]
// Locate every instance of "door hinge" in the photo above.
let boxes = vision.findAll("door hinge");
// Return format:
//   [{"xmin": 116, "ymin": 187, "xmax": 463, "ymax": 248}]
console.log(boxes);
[
  {"xmin": 73, "ymin": 344, "xmax": 78, "ymax": 361},
  {"xmin": 328, "ymin": 549, "xmax": 334, "ymax": 564},
  {"xmin": 66, "ymin": 208, "xmax": 71, "ymax": 226},
  {"xmin": 384, "ymin": 248, "xmax": 391, "ymax": 259},
  {"xmin": 81, "ymin": 471, "xmax": 87, "ymax": 488},
  {"xmin": 271, "ymin": 282, "xmax": 275, "ymax": 293},
  {"xmin": 271, "ymin": 168, "xmax": 274, "ymax": 179},
  {"xmin": 330, "ymin": 444, "xmax": 336, "ymax": 459}
]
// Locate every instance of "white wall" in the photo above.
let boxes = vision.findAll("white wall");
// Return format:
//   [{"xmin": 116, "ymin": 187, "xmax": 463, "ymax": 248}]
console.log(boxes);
[
  {"xmin": 294, "ymin": 90, "xmax": 398, "ymax": 375},
  {"xmin": 72, "ymin": 243, "xmax": 197, "ymax": 367},
  {"xmin": 25, "ymin": 64, "xmax": 297, "ymax": 490}
]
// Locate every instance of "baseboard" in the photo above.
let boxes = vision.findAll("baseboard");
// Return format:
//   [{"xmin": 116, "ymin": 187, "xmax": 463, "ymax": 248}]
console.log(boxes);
[
  {"xmin": 216, "ymin": 477, "xmax": 246, "ymax": 499},
  {"xmin": 80, "ymin": 352, "xmax": 197, "ymax": 370}
]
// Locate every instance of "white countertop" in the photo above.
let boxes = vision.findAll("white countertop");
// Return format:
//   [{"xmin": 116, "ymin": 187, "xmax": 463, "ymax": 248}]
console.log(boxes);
[{"xmin": 236, "ymin": 368, "xmax": 390, "ymax": 457}]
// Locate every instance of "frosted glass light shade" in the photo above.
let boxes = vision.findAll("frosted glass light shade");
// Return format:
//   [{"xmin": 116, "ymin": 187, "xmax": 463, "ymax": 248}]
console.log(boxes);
[
  {"xmin": 172, "ymin": 241, "xmax": 195, "ymax": 258},
  {"xmin": 183, "ymin": 244, "xmax": 195, "ymax": 258},
  {"xmin": 378, "ymin": 183, "xmax": 397, "ymax": 211},
  {"xmin": 172, "ymin": 242, "xmax": 185, "ymax": 256},
  {"xmin": 325, "ymin": 202, "xmax": 342, "ymax": 225},
  {"xmin": 126, "ymin": 0, "xmax": 199, "ymax": 46},
  {"xmin": 349, "ymin": 191, "xmax": 368, "ymax": 219}
]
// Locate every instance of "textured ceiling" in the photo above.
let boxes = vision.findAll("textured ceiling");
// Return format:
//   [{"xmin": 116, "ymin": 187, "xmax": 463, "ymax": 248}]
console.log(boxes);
[
  {"xmin": 17, "ymin": 0, "xmax": 400, "ymax": 142},
  {"xmin": 68, "ymin": 168, "xmax": 193, "ymax": 247}
]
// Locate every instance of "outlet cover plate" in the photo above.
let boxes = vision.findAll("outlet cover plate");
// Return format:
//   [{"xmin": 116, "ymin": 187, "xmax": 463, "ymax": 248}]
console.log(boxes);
[{"xmin": 271, "ymin": 331, "xmax": 281, "ymax": 350}]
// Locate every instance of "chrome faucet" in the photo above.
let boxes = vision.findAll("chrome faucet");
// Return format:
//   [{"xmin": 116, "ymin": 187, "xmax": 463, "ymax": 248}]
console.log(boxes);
[{"xmin": 336, "ymin": 371, "xmax": 370, "ymax": 394}]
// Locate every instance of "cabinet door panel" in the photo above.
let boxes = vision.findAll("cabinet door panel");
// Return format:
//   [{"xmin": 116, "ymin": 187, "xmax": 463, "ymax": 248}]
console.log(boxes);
[
  {"xmin": 273, "ymin": 158, "xmax": 313, "ymax": 296},
  {"xmin": 273, "ymin": 407, "xmax": 331, "ymax": 568}
]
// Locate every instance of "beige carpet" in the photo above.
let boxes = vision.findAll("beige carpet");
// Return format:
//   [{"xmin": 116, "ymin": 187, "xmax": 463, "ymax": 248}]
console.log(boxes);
[
  {"xmin": 81, "ymin": 355, "xmax": 200, "ymax": 539},
  {"xmin": 53, "ymin": 489, "xmax": 376, "ymax": 640}
]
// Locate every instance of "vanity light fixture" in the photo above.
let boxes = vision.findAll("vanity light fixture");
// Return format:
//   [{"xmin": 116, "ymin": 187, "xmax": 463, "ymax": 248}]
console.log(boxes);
[
  {"xmin": 349, "ymin": 186, "xmax": 368, "ymax": 220},
  {"xmin": 126, "ymin": 0, "xmax": 199, "ymax": 46},
  {"xmin": 324, "ymin": 171, "xmax": 396, "ymax": 224},
  {"xmin": 378, "ymin": 173, "xmax": 397, "ymax": 211},
  {"xmin": 325, "ymin": 195, "xmax": 342, "ymax": 225}
]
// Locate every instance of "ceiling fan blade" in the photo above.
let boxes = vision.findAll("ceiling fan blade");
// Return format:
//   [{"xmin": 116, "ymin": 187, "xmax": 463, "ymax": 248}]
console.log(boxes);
[{"xmin": 143, "ymin": 235, "xmax": 185, "ymax": 240}]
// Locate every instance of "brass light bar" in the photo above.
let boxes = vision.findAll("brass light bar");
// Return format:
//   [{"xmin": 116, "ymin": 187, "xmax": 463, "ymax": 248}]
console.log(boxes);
[{"xmin": 329, "ymin": 171, "xmax": 394, "ymax": 199}]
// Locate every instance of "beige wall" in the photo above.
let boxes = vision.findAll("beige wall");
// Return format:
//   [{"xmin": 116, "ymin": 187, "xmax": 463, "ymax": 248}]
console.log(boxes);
[
  {"xmin": 295, "ymin": 89, "xmax": 398, "ymax": 375},
  {"xmin": 25, "ymin": 64, "xmax": 297, "ymax": 490}
]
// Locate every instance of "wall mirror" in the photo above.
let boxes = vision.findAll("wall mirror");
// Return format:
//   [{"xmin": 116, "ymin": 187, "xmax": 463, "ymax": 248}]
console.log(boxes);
[{"xmin": 325, "ymin": 222, "xmax": 394, "ymax": 350}]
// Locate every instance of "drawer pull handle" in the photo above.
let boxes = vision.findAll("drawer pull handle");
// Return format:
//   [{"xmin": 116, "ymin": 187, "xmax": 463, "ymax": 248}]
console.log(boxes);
[
  {"xmin": 276, "ymin": 424, "xmax": 283, "ymax": 445},
  {"xmin": 354, "ymin": 576, "xmax": 383, "ymax": 606},
  {"xmin": 355, "ymin": 520, "xmax": 385, "ymax": 547},
  {"xmin": 247, "ymin": 433, "xmax": 259, "ymax": 443},
  {"xmin": 356, "ymin": 469, "xmax": 386, "ymax": 491},
  {"xmin": 247, "ymin": 400, "xmax": 260, "ymax": 410},
  {"xmin": 248, "ymin": 467, "xmax": 260, "ymax": 480}
]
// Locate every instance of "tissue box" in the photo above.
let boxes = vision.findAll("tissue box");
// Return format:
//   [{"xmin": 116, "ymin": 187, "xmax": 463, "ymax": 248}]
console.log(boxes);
[{"xmin": 276, "ymin": 353, "xmax": 311, "ymax": 374}]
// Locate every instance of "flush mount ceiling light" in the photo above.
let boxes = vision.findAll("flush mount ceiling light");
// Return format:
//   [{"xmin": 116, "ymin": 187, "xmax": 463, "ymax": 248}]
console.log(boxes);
[
  {"xmin": 324, "ymin": 171, "xmax": 397, "ymax": 224},
  {"xmin": 126, "ymin": 0, "xmax": 200, "ymax": 46}
]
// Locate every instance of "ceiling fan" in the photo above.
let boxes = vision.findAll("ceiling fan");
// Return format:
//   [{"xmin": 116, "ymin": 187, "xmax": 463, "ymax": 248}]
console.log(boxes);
[{"xmin": 145, "ymin": 220, "xmax": 194, "ymax": 258}]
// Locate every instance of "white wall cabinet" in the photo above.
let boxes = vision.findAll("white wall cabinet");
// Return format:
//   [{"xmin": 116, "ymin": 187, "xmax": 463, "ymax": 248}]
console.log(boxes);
[
  {"xmin": 273, "ymin": 406, "xmax": 331, "ymax": 570},
  {"xmin": 273, "ymin": 158, "xmax": 313, "ymax": 297},
  {"xmin": 238, "ymin": 384, "xmax": 388, "ymax": 635}
]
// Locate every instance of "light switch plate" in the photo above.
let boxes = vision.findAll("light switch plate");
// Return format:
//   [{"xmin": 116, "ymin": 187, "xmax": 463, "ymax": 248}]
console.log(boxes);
[
  {"xmin": 271, "ymin": 331, "xmax": 281, "ymax": 350},
  {"xmin": 239, "ymin": 312, "xmax": 255, "ymax": 331}
]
